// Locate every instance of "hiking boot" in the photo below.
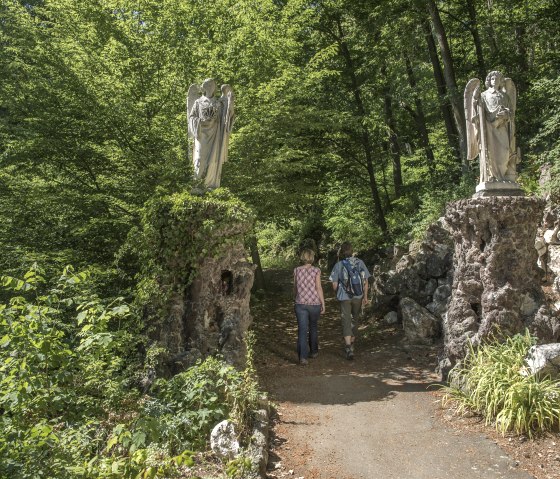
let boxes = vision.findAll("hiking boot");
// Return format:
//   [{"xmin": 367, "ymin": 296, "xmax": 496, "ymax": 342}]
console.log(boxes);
[
  {"xmin": 300, "ymin": 358, "xmax": 308, "ymax": 366},
  {"xmin": 345, "ymin": 347, "xmax": 354, "ymax": 360},
  {"xmin": 309, "ymin": 352, "xmax": 318, "ymax": 359}
]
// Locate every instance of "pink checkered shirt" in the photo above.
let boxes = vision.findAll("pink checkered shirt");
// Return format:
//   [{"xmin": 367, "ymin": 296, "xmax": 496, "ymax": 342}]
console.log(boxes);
[{"xmin": 294, "ymin": 266, "xmax": 321, "ymax": 305}]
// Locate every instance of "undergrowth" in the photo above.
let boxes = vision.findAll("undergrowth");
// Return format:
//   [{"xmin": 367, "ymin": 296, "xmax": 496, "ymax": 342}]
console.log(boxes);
[
  {"xmin": 0, "ymin": 266, "xmax": 262, "ymax": 479},
  {"xmin": 441, "ymin": 331, "xmax": 560, "ymax": 437}
]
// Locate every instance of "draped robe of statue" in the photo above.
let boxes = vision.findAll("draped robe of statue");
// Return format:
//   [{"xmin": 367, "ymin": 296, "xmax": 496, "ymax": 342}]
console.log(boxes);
[
  {"xmin": 465, "ymin": 71, "xmax": 522, "ymax": 195},
  {"xmin": 477, "ymin": 87, "xmax": 515, "ymax": 182},
  {"xmin": 188, "ymin": 82, "xmax": 234, "ymax": 189}
]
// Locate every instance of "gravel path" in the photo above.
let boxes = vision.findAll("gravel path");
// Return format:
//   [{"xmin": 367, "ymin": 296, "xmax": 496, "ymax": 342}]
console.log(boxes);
[{"xmin": 252, "ymin": 269, "xmax": 532, "ymax": 479}]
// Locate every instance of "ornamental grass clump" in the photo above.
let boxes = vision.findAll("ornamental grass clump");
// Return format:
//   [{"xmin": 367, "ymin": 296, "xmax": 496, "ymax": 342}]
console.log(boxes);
[{"xmin": 441, "ymin": 331, "xmax": 560, "ymax": 437}]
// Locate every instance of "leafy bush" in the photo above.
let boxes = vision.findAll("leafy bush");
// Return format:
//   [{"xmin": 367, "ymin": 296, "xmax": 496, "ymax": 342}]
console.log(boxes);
[
  {"xmin": 441, "ymin": 331, "xmax": 560, "ymax": 437},
  {"xmin": 0, "ymin": 265, "xmax": 140, "ymax": 478},
  {"xmin": 0, "ymin": 266, "xmax": 262, "ymax": 478}
]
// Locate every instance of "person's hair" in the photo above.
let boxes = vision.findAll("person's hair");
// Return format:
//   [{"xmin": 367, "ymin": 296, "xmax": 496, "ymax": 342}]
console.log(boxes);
[
  {"xmin": 338, "ymin": 242, "xmax": 353, "ymax": 259},
  {"xmin": 300, "ymin": 248, "xmax": 315, "ymax": 264}
]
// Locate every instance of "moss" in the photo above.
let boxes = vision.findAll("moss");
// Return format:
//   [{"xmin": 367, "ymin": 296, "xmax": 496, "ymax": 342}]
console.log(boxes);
[{"xmin": 133, "ymin": 188, "xmax": 254, "ymax": 363}]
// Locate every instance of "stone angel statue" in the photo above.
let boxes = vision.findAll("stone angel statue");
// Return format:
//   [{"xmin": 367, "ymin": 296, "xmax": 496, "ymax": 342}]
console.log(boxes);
[
  {"xmin": 465, "ymin": 71, "xmax": 522, "ymax": 195},
  {"xmin": 187, "ymin": 79, "xmax": 235, "ymax": 189}
]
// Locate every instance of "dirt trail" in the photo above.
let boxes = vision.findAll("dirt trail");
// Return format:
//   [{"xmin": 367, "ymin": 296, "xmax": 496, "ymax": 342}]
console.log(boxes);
[{"xmin": 252, "ymin": 269, "xmax": 532, "ymax": 479}]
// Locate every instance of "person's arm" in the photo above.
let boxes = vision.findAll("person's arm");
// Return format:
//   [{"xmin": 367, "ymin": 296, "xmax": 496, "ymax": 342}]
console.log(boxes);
[
  {"xmin": 360, "ymin": 259, "xmax": 371, "ymax": 306},
  {"xmin": 315, "ymin": 270, "xmax": 325, "ymax": 313},
  {"xmin": 362, "ymin": 278, "xmax": 369, "ymax": 306},
  {"xmin": 329, "ymin": 263, "xmax": 339, "ymax": 294},
  {"xmin": 293, "ymin": 269, "xmax": 297, "ymax": 300}
]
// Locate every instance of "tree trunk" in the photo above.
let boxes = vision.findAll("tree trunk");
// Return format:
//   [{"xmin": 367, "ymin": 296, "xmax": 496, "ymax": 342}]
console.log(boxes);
[
  {"xmin": 422, "ymin": 19, "xmax": 459, "ymax": 159},
  {"xmin": 381, "ymin": 65, "xmax": 403, "ymax": 198},
  {"xmin": 404, "ymin": 54, "xmax": 436, "ymax": 177},
  {"xmin": 248, "ymin": 235, "xmax": 266, "ymax": 291},
  {"xmin": 515, "ymin": 24, "xmax": 528, "ymax": 92},
  {"xmin": 336, "ymin": 23, "xmax": 388, "ymax": 233},
  {"xmin": 465, "ymin": 0, "xmax": 486, "ymax": 80},
  {"xmin": 425, "ymin": 0, "xmax": 467, "ymax": 170}
]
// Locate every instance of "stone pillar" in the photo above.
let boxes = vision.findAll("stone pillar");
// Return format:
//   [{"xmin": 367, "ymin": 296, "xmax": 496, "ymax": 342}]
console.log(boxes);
[
  {"xmin": 440, "ymin": 196, "xmax": 558, "ymax": 378},
  {"xmin": 137, "ymin": 189, "xmax": 255, "ymax": 376}
]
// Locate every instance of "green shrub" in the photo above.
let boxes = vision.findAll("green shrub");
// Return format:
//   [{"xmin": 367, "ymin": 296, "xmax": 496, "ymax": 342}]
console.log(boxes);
[
  {"xmin": 441, "ymin": 331, "xmax": 560, "ymax": 437},
  {"xmin": 0, "ymin": 266, "xmax": 262, "ymax": 478}
]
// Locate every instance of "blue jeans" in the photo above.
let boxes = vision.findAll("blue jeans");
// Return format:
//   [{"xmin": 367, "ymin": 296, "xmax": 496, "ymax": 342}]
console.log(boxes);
[{"xmin": 294, "ymin": 303, "xmax": 321, "ymax": 360}]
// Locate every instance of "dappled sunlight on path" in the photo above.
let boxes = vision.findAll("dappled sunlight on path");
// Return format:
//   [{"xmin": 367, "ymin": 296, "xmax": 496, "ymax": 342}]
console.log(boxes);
[{"xmin": 251, "ymin": 269, "xmax": 531, "ymax": 479}]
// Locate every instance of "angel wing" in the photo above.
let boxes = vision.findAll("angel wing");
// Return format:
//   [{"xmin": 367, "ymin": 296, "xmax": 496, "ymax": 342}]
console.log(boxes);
[
  {"xmin": 187, "ymin": 83, "xmax": 201, "ymax": 138},
  {"xmin": 503, "ymin": 77, "xmax": 516, "ymax": 118},
  {"xmin": 464, "ymin": 78, "xmax": 481, "ymax": 162},
  {"xmin": 503, "ymin": 77, "xmax": 518, "ymax": 161},
  {"xmin": 221, "ymin": 84, "xmax": 235, "ymax": 132}
]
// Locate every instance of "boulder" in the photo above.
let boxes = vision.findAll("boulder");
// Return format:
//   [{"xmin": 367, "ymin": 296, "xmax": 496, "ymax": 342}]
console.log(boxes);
[
  {"xmin": 524, "ymin": 343, "xmax": 560, "ymax": 379},
  {"xmin": 383, "ymin": 311, "xmax": 399, "ymax": 325},
  {"xmin": 426, "ymin": 299, "xmax": 448, "ymax": 320},
  {"xmin": 549, "ymin": 245, "xmax": 560, "ymax": 276},
  {"xmin": 433, "ymin": 284, "xmax": 452, "ymax": 303},
  {"xmin": 441, "ymin": 196, "xmax": 558, "ymax": 379},
  {"xmin": 210, "ymin": 420, "xmax": 240, "ymax": 459},
  {"xmin": 400, "ymin": 297, "xmax": 440, "ymax": 344}
]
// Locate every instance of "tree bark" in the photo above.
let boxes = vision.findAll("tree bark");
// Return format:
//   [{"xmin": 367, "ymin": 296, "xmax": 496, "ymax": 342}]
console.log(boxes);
[
  {"xmin": 381, "ymin": 64, "xmax": 403, "ymax": 198},
  {"xmin": 465, "ymin": 0, "xmax": 486, "ymax": 80},
  {"xmin": 336, "ymin": 22, "xmax": 388, "ymax": 233},
  {"xmin": 404, "ymin": 54, "xmax": 436, "ymax": 177},
  {"xmin": 422, "ymin": 19, "xmax": 459, "ymax": 159},
  {"xmin": 248, "ymin": 235, "xmax": 265, "ymax": 291},
  {"xmin": 425, "ymin": 0, "xmax": 467, "ymax": 170}
]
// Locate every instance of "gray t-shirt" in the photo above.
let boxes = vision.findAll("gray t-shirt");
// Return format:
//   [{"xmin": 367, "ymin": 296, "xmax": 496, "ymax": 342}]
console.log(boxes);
[{"xmin": 329, "ymin": 257, "xmax": 371, "ymax": 301}]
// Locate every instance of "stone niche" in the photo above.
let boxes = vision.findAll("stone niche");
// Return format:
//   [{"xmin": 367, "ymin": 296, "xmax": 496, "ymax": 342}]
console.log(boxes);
[
  {"xmin": 184, "ymin": 245, "xmax": 254, "ymax": 368},
  {"xmin": 440, "ymin": 196, "xmax": 559, "ymax": 378},
  {"xmin": 138, "ymin": 189, "xmax": 255, "ymax": 375}
]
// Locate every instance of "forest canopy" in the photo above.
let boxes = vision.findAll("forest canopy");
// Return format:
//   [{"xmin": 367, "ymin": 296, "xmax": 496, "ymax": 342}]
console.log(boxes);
[
  {"xmin": 1, "ymin": 0, "xmax": 560, "ymax": 271},
  {"xmin": 2, "ymin": 1, "xmax": 560, "ymax": 477}
]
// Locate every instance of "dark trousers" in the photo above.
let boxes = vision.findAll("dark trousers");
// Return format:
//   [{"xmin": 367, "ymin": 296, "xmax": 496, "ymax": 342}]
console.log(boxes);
[{"xmin": 294, "ymin": 303, "xmax": 321, "ymax": 360}]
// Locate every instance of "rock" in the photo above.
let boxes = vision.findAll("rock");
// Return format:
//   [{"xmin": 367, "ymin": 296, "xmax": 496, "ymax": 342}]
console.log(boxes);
[
  {"xmin": 433, "ymin": 284, "xmax": 452, "ymax": 302},
  {"xmin": 426, "ymin": 299, "xmax": 448, "ymax": 320},
  {"xmin": 535, "ymin": 236, "xmax": 547, "ymax": 254},
  {"xmin": 400, "ymin": 297, "xmax": 440, "ymax": 344},
  {"xmin": 210, "ymin": 420, "xmax": 240, "ymax": 459},
  {"xmin": 424, "ymin": 278, "xmax": 438, "ymax": 297},
  {"xmin": 372, "ymin": 218, "xmax": 453, "ymax": 313},
  {"xmin": 549, "ymin": 245, "xmax": 560, "ymax": 276},
  {"xmin": 395, "ymin": 254, "xmax": 414, "ymax": 273},
  {"xmin": 524, "ymin": 344, "xmax": 560, "ymax": 379},
  {"xmin": 383, "ymin": 311, "xmax": 399, "ymax": 325},
  {"xmin": 441, "ymin": 197, "xmax": 559, "ymax": 378},
  {"xmin": 544, "ymin": 229, "xmax": 560, "ymax": 245}
]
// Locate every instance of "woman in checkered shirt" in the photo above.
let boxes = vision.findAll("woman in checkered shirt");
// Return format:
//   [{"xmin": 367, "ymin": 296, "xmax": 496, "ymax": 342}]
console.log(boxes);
[{"xmin": 293, "ymin": 248, "xmax": 325, "ymax": 365}]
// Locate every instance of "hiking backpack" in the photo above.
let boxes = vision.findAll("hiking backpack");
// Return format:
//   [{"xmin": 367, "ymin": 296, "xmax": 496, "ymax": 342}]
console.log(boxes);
[{"xmin": 341, "ymin": 258, "xmax": 364, "ymax": 297}]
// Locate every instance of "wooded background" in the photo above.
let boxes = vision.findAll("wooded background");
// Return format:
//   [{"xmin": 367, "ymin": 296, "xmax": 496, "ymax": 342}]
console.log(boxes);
[{"xmin": 1, "ymin": 0, "xmax": 559, "ymax": 270}]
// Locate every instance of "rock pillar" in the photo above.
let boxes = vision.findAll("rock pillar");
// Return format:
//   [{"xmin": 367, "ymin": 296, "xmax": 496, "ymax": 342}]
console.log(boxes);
[
  {"xmin": 440, "ymin": 196, "xmax": 558, "ymax": 378},
  {"xmin": 137, "ymin": 189, "xmax": 255, "ymax": 375}
]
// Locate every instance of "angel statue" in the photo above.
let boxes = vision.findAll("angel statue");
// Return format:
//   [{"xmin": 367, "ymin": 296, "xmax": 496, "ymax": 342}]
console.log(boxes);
[
  {"xmin": 464, "ymin": 70, "xmax": 523, "ymax": 196},
  {"xmin": 187, "ymin": 79, "xmax": 235, "ymax": 189}
]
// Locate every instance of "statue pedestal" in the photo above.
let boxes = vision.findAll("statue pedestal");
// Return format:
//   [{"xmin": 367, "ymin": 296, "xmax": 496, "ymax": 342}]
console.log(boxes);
[
  {"xmin": 473, "ymin": 181, "xmax": 524, "ymax": 198},
  {"xmin": 440, "ymin": 196, "xmax": 558, "ymax": 379}
]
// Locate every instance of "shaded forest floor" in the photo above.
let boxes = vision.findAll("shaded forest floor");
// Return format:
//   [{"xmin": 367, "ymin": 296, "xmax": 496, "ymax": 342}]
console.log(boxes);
[{"xmin": 251, "ymin": 269, "xmax": 560, "ymax": 479}]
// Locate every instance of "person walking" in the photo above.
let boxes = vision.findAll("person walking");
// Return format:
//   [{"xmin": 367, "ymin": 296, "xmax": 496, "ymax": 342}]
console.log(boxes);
[
  {"xmin": 329, "ymin": 242, "xmax": 371, "ymax": 360},
  {"xmin": 293, "ymin": 248, "xmax": 325, "ymax": 365}
]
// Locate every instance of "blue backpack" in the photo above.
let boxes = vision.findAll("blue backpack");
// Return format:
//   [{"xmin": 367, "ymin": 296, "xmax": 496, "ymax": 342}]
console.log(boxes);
[{"xmin": 341, "ymin": 259, "xmax": 364, "ymax": 297}]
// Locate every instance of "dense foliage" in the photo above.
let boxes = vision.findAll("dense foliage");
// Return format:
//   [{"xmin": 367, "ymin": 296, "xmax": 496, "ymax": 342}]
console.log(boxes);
[
  {"xmin": 0, "ymin": 267, "xmax": 261, "ymax": 478},
  {"xmin": 1, "ymin": 0, "xmax": 560, "ymax": 475},
  {"xmin": 442, "ymin": 332, "xmax": 560, "ymax": 437},
  {"xmin": 2, "ymin": 0, "xmax": 560, "ymax": 268}
]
